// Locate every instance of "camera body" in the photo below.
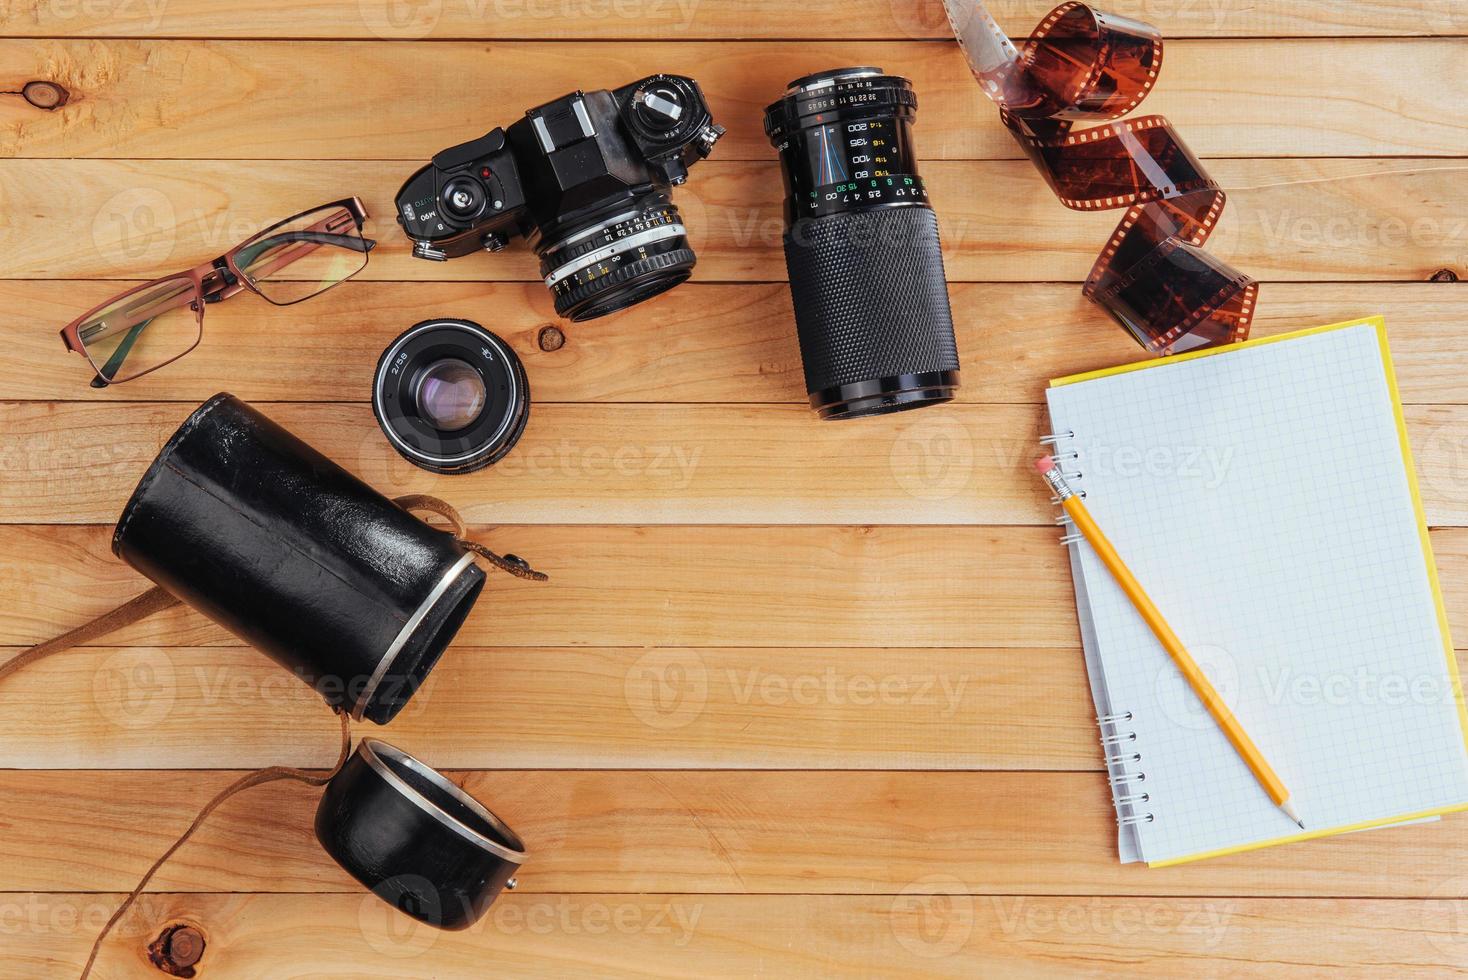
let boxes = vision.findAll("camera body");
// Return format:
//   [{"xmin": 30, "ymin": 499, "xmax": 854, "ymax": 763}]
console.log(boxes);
[{"xmin": 396, "ymin": 74, "xmax": 723, "ymax": 321}]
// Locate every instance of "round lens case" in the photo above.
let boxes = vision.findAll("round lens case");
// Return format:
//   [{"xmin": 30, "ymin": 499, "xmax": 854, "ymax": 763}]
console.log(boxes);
[
  {"xmin": 112, "ymin": 393, "xmax": 487, "ymax": 725},
  {"xmin": 316, "ymin": 739, "xmax": 526, "ymax": 929}
]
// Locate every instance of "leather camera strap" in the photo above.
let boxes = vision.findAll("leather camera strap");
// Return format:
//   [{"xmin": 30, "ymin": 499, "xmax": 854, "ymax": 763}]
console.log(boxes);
[
  {"xmin": 78, "ymin": 709, "xmax": 353, "ymax": 979},
  {"xmin": 395, "ymin": 493, "xmax": 550, "ymax": 581},
  {"xmin": 0, "ymin": 585, "xmax": 179, "ymax": 688}
]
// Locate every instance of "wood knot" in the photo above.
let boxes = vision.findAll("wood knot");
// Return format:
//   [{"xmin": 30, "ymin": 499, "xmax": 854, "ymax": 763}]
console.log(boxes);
[
  {"xmin": 537, "ymin": 325, "xmax": 566, "ymax": 352},
  {"xmin": 21, "ymin": 81, "xmax": 69, "ymax": 110},
  {"xmin": 148, "ymin": 924, "xmax": 206, "ymax": 977},
  {"xmin": 1429, "ymin": 268, "xmax": 1459, "ymax": 283}
]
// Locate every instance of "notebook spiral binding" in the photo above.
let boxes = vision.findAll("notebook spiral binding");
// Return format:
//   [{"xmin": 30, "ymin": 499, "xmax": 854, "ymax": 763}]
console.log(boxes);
[
  {"xmin": 1099, "ymin": 713, "xmax": 1152, "ymax": 826},
  {"xmin": 1041, "ymin": 429, "xmax": 1087, "ymax": 531},
  {"xmin": 1039, "ymin": 430, "xmax": 1086, "ymax": 510},
  {"xmin": 1043, "ymin": 429, "xmax": 1153, "ymax": 828}
]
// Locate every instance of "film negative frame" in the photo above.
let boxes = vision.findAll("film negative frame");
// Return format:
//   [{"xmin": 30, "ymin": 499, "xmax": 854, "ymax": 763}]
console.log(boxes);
[{"xmin": 944, "ymin": 0, "xmax": 1257, "ymax": 354}]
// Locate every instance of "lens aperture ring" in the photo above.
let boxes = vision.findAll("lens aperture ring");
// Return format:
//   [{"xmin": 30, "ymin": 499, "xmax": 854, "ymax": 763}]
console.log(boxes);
[
  {"xmin": 545, "ymin": 226, "xmax": 689, "ymax": 294},
  {"xmin": 796, "ymin": 174, "xmax": 930, "ymax": 220},
  {"xmin": 541, "ymin": 204, "xmax": 685, "ymax": 274},
  {"xmin": 552, "ymin": 247, "xmax": 696, "ymax": 321},
  {"xmin": 538, "ymin": 200, "xmax": 697, "ymax": 321}
]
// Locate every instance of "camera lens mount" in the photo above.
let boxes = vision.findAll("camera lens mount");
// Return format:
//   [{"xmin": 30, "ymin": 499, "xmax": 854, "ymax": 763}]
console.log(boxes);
[{"xmin": 372, "ymin": 319, "xmax": 530, "ymax": 475}]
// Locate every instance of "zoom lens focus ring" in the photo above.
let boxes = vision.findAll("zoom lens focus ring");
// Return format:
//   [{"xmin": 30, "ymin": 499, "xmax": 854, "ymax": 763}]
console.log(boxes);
[{"xmin": 784, "ymin": 208, "xmax": 960, "ymax": 418}]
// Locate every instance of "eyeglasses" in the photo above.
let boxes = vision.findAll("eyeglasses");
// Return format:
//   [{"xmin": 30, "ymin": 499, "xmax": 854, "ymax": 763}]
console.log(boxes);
[{"xmin": 60, "ymin": 198, "xmax": 376, "ymax": 387}]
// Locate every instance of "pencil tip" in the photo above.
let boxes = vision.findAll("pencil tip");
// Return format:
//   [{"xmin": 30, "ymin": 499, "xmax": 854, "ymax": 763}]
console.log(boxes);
[{"xmin": 1295, "ymin": 819, "xmax": 1305, "ymax": 830}]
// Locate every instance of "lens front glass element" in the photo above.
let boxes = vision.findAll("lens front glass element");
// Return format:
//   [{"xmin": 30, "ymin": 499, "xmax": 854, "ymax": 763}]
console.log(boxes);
[{"xmin": 414, "ymin": 358, "xmax": 487, "ymax": 431}]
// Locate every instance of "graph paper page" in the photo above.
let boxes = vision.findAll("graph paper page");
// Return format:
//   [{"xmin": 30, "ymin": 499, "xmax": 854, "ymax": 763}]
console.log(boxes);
[{"xmin": 1046, "ymin": 321, "xmax": 1468, "ymax": 864}]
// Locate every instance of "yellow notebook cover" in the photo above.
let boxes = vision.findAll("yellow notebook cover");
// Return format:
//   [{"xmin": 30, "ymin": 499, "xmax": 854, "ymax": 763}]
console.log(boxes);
[{"xmin": 1048, "ymin": 317, "xmax": 1468, "ymax": 866}]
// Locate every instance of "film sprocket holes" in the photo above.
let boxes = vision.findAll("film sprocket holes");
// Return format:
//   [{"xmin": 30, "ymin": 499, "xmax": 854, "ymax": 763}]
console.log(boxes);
[
  {"xmin": 373, "ymin": 319, "xmax": 531, "ymax": 476},
  {"xmin": 943, "ymin": 0, "xmax": 1256, "ymax": 353},
  {"xmin": 395, "ymin": 74, "xmax": 724, "ymax": 322},
  {"xmin": 765, "ymin": 68, "xmax": 961, "ymax": 420}
]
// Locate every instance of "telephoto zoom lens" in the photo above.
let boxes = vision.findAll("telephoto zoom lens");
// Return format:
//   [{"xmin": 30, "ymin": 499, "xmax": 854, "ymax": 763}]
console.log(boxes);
[{"xmin": 765, "ymin": 68, "xmax": 960, "ymax": 419}]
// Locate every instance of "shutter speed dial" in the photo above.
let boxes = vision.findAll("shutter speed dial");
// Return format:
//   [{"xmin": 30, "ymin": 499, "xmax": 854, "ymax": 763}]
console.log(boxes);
[
  {"xmin": 638, "ymin": 89, "xmax": 683, "ymax": 128},
  {"xmin": 627, "ymin": 76, "xmax": 700, "ymax": 146}
]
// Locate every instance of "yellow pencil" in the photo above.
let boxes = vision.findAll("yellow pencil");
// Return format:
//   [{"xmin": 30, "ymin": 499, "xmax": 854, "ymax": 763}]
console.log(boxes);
[{"xmin": 1036, "ymin": 455, "xmax": 1303, "ymax": 829}]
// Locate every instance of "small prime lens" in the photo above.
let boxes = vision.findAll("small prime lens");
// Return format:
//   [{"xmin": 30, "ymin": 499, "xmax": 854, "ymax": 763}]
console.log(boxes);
[
  {"xmin": 373, "ymin": 319, "xmax": 529, "ymax": 475},
  {"xmin": 765, "ymin": 68, "xmax": 960, "ymax": 420}
]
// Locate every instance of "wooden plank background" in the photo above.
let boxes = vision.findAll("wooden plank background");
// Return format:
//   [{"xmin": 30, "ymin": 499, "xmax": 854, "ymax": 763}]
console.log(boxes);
[{"xmin": 1, "ymin": 0, "xmax": 1466, "ymax": 976}]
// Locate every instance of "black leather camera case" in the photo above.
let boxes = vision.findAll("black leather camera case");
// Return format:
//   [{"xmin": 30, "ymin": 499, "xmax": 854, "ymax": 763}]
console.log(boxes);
[{"xmin": 112, "ymin": 393, "xmax": 486, "ymax": 724}]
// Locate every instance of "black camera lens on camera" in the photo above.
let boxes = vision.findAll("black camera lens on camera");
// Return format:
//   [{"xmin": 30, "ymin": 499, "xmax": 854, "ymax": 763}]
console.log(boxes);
[
  {"xmin": 373, "ymin": 319, "xmax": 530, "ymax": 475},
  {"xmin": 539, "ymin": 198, "xmax": 696, "ymax": 322},
  {"xmin": 765, "ymin": 68, "xmax": 961, "ymax": 420}
]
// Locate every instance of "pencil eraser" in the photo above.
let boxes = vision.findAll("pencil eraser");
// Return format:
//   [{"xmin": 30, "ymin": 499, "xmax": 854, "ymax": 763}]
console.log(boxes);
[{"xmin": 1035, "ymin": 456, "xmax": 1056, "ymax": 474}]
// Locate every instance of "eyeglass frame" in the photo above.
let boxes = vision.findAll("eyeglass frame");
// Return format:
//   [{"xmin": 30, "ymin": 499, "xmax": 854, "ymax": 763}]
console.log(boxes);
[{"xmin": 59, "ymin": 197, "xmax": 376, "ymax": 388}]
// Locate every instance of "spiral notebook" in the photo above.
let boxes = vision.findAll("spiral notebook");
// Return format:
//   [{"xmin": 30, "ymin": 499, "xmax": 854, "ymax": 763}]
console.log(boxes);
[{"xmin": 1046, "ymin": 317, "xmax": 1468, "ymax": 866}]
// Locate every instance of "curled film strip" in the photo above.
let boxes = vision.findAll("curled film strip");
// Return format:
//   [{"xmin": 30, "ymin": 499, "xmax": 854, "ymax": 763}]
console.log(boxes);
[
  {"xmin": 1042, "ymin": 430, "xmax": 1152, "ymax": 827},
  {"xmin": 943, "ymin": 1, "xmax": 1257, "ymax": 355}
]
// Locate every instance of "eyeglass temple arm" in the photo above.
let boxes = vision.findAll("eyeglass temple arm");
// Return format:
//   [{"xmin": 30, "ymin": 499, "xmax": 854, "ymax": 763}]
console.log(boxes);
[
  {"xmin": 88, "ymin": 316, "xmax": 156, "ymax": 388},
  {"xmin": 78, "ymin": 278, "xmax": 193, "ymax": 383},
  {"xmin": 234, "ymin": 229, "xmax": 376, "ymax": 282}
]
